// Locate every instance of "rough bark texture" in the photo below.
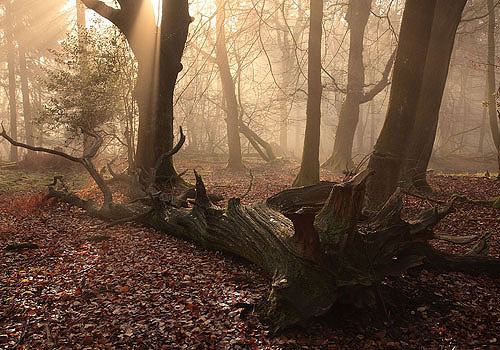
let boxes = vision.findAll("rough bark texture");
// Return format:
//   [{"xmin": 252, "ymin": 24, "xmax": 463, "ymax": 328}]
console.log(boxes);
[
  {"xmin": 399, "ymin": 0, "xmax": 467, "ymax": 191},
  {"xmin": 46, "ymin": 167, "xmax": 500, "ymax": 331},
  {"xmin": 155, "ymin": 0, "xmax": 192, "ymax": 182},
  {"xmin": 293, "ymin": 0, "xmax": 323, "ymax": 187},
  {"xmin": 366, "ymin": 0, "xmax": 437, "ymax": 210},
  {"xmin": 216, "ymin": 0, "xmax": 244, "ymax": 169}
]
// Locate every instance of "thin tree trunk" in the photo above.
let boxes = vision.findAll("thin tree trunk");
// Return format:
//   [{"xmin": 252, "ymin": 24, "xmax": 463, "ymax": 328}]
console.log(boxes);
[
  {"xmin": 487, "ymin": 0, "xmax": 499, "ymax": 173},
  {"xmin": 478, "ymin": 82, "xmax": 488, "ymax": 154},
  {"xmin": 215, "ymin": 0, "xmax": 243, "ymax": 169},
  {"xmin": 279, "ymin": 31, "xmax": 291, "ymax": 153},
  {"xmin": 324, "ymin": 0, "xmax": 371, "ymax": 172},
  {"xmin": 5, "ymin": 0, "xmax": 18, "ymax": 162},
  {"xmin": 398, "ymin": 0, "xmax": 466, "ymax": 191},
  {"xmin": 293, "ymin": 0, "xmax": 323, "ymax": 187},
  {"xmin": 76, "ymin": 0, "xmax": 93, "ymax": 155},
  {"xmin": 366, "ymin": 0, "xmax": 437, "ymax": 210},
  {"xmin": 18, "ymin": 44, "xmax": 34, "ymax": 148}
]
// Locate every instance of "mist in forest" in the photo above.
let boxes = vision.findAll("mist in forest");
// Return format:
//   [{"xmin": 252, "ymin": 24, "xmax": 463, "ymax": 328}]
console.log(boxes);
[{"xmin": 0, "ymin": 0, "xmax": 499, "ymax": 175}]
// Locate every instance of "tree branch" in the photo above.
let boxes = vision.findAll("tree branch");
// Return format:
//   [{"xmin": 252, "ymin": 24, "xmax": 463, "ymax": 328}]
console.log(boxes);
[
  {"xmin": 0, "ymin": 123, "xmax": 113, "ymax": 207},
  {"xmin": 1, "ymin": 123, "xmax": 80, "ymax": 162},
  {"xmin": 360, "ymin": 50, "xmax": 396, "ymax": 104},
  {"xmin": 80, "ymin": 0, "xmax": 125, "ymax": 30}
]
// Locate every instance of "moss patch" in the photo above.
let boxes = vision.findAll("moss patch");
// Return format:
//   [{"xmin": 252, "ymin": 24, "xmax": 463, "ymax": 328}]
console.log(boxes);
[{"xmin": 0, "ymin": 169, "xmax": 90, "ymax": 193}]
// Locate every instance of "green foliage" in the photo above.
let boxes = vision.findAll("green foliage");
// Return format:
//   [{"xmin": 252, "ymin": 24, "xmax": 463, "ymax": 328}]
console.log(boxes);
[{"xmin": 40, "ymin": 24, "xmax": 137, "ymax": 137}]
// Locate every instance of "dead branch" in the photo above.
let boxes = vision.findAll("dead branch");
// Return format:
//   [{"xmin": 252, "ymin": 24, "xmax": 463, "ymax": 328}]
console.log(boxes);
[
  {"xmin": 153, "ymin": 126, "xmax": 186, "ymax": 182},
  {"xmin": 1, "ymin": 124, "xmax": 113, "ymax": 207},
  {"xmin": 46, "ymin": 175, "xmax": 68, "ymax": 192}
]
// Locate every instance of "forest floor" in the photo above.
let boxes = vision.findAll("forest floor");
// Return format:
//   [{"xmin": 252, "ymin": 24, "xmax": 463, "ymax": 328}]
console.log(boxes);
[{"xmin": 0, "ymin": 155, "xmax": 499, "ymax": 350}]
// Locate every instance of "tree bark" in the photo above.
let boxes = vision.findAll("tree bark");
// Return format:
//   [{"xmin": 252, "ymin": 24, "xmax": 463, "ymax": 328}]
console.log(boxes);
[
  {"xmin": 18, "ymin": 44, "xmax": 34, "ymax": 149},
  {"xmin": 366, "ymin": 0, "xmax": 437, "ymax": 210},
  {"xmin": 293, "ymin": 0, "xmax": 323, "ymax": 187},
  {"xmin": 81, "ymin": 0, "xmax": 188, "ymax": 183},
  {"xmin": 155, "ymin": 0, "xmax": 192, "ymax": 182},
  {"xmin": 215, "ymin": 0, "xmax": 244, "ymax": 169},
  {"xmin": 478, "ymin": 82, "xmax": 488, "ymax": 154},
  {"xmin": 487, "ymin": 0, "xmax": 499, "ymax": 173},
  {"xmin": 323, "ymin": 0, "xmax": 371, "ymax": 172},
  {"xmin": 5, "ymin": 0, "xmax": 18, "ymax": 162},
  {"xmin": 399, "ymin": 0, "xmax": 467, "ymax": 191},
  {"xmin": 238, "ymin": 121, "xmax": 276, "ymax": 162}
]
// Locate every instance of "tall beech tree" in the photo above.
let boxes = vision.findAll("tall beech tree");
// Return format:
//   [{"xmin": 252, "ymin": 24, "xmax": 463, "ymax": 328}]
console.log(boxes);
[
  {"xmin": 4, "ymin": 0, "xmax": 18, "ymax": 162},
  {"xmin": 399, "ymin": 0, "xmax": 467, "ymax": 191},
  {"xmin": 81, "ymin": 0, "xmax": 191, "ymax": 182},
  {"xmin": 486, "ymin": 0, "xmax": 499, "ymax": 173},
  {"xmin": 293, "ymin": 0, "xmax": 323, "ymax": 187},
  {"xmin": 18, "ymin": 43, "xmax": 34, "ymax": 150},
  {"xmin": 322, "ymin": 0, "xmax": 394, "ymax": 172},
  {"xmin": 215, "ymin": 0, "xmax": 244, "ymax": 169},
  {"xmin": 366, "ymin": 0, "xmax": 437, "ymax": 210}
]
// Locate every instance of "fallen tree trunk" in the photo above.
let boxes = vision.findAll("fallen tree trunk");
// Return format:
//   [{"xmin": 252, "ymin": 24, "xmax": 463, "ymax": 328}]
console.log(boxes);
[
  {"xmin": 2, "ymin": 129, "xmax": 500, "ymax": 331},
  {"xmin": 238, "ymin": 121, "xmax": 276, "ymax": 162},
  {"xmin": 48, "ymin": 170, "xmax": 500, "ymax": 330}
]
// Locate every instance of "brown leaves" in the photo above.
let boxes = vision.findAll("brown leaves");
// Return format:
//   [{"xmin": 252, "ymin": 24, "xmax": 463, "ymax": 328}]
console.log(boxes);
[{"xmin": 0, "ymin": 161, "xmax": 499, "ymax": 348}]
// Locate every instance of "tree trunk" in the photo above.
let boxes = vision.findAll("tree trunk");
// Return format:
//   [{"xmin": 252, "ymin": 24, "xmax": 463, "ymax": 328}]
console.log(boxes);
[
  {"xmin": 323, "ymin": 0, "xmax": 371, "ymax": 172},
  {"xmin": 154, "ymin": 0, "xmax": 192, "ymax": 182},
  {"xmin": 38, "ymin": 167, "xmax": 500, "ymax": 331},
  {"xmin": 5, "ymin": 0, "xmax": 18, "ymax": 162},
  {"xmin": 239, "ymin": 122, "xmax": 276, "ymax": 162},
  {"xmin": 398, "ymin": 0, "xmax": 466, "ymax": 191},
  {"xmin": 76, "ymin": 0, "xmax": 93, "ymax": 156},
  {"xmin": 215, "ymin": 0, "xmax": 244, "ymax": 169},
  {"xmin": 478, "ymin": 82, "xmax": 488, "ymax": 154},
  {"xmin": 18, "ymin": 44, "xmax": 34, "ymax": 148},
  {"xmin": 487, "ymin": 0, "xmax": 499, "ymax": 173},
  {"xmin": 293, "ymin": 0, "xmax": 323, "ymax": 187},
  {"xmin": 81, "ymin": 0, "xmax": 187, "ymax": 182},
  {"xmin": 366, "ymin": 0, "xmax": 437, "ymax": 210},
  {"xmin": 279, "ymin": 30, "xmax": 292, "ymax": 153}
]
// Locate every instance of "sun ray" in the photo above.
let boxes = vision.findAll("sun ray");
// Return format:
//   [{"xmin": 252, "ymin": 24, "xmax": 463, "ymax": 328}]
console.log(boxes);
[{"xmin": 151, "ymin": 0, "xmax": 162, "ymax": 25}]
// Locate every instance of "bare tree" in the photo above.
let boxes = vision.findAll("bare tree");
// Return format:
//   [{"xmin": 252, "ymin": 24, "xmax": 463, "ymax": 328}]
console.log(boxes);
[
  {"xmin": 293, "ymin": 0, "xmax": 323, "ymax": 187},
  {"xmin": 322, "ymin": 0, "xmax": 394, "ymax": 172},
  {"xmin": 399, "ymin": 0, "xmax": 467, "ymax": 191},
  {"xmin": 366, "ymin": 0, "xmax": 437, "ymax": 210}
]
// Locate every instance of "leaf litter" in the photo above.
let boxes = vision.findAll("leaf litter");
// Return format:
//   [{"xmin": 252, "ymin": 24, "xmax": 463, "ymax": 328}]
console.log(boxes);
[{"xmin": 0, "ymin": 158, "xmax": 499, "ymax": 349}]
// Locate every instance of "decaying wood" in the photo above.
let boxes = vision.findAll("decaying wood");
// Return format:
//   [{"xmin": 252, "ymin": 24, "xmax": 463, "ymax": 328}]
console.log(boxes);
[{"xmin": 3, "ymin": 129, "xmax": 500, "ymax": 331}]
